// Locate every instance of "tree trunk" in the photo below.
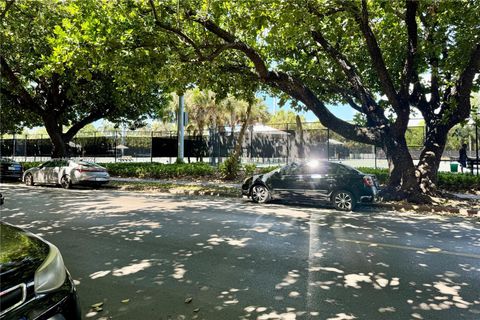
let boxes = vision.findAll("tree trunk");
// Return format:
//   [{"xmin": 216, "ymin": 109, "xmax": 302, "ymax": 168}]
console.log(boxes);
[
  {"xmin": 416, "ymin": 125, "xmax": 449, "ymax": 194},
  {"xmin": 295, "ymin": 115, "xmax": 305, "ymax": 159},
  {"xmin": 43, "ymin": 115, "xmax": 68, "ymax": 158},
  {"xmin": 380, "ymin": 135, "xmax": 431, "ymax": 203},
  {"xmin": 232, "ymin": 102, "xmax": 252, "ymax": 161}
]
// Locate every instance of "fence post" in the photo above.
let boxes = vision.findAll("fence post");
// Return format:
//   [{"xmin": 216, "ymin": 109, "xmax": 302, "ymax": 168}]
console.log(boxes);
[
  {"xmin": 476, "ymin": 123, "xmax": 479, "ymax": 176},
  {"xmin": 374, "ymin": 145, "xmax": 377, "ymax": 169},
  {"xmin": 25, "ymin": 134, "xmax": 27, "ymax": 162},
  {"xmin": 12, "ymin": 133, "xmax": 16, "ymax": 159},
  {"xmin": 150, "ymin": 130, "xmax": 153, "ymax": 163},
  {"xmin": 114, "ymin": 130, "xmax": 117, "ymax": 163}
]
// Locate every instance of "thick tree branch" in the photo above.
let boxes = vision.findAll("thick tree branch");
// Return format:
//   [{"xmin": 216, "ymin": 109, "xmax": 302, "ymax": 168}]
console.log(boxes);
[
  {"xmin": 311, "ymin": 30, "xmax": 387, "ymax": 125},
  {"xmin": 148, "ymin": 0, "xmax": 205, "ymax": 59},
  {"xmin": 266, "ymin": 71, "xmax": 381, "ymax": 145},
  {"xmin": 399, "ymin": 0, "xmax": 418, "ymax": 99},
  {"xmin": 63, "ymin": 108, "xmax": 114, "ymax": 142},
  {"xmin": 0, "ymin": 55, "xmax": 43, "ymax": 114},
  {"xmin": 447, "ymin": 43, "xmax": 480, "ymax": 126},
  {"xmin": 349, "ymin": 0, "xmax": 400, "ymax": 110},
  {"xmin": 194, "ymin": 19, "xmax": 269, "ymax": 79}
]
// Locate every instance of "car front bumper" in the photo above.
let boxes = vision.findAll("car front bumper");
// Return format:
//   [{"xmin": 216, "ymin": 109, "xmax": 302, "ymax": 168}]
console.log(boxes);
[{"xmin": 2, "ymin": 273, "xmax": 81, "ymax": 320}]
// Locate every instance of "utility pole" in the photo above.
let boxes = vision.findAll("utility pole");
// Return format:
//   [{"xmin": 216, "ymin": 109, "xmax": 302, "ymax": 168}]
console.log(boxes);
[{"xmin": 177, "ymin": 93, "xmax": 185, "ymax": 163}]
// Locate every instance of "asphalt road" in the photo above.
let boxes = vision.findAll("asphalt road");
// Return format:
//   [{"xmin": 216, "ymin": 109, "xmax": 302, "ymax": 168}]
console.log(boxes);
[{"xmin": 1, "ymin": 184, "xmax": 479, "ymax": 320}]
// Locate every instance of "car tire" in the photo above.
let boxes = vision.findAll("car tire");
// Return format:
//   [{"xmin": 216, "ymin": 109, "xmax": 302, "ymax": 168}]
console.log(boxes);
[
  {"xmin": 332, "ymin": 190, "xmax": 355, "ymax": 211},
  {"xmin": 61, "ymin": 175, "xmax": 72, "ymax": 189},
  {"xmin": 25, "ymin": 173, "xmax": 34, "ymax": 186},
  {"xmin": 250, "ymin": 184, "xmax": 271, "ymax": 203}
]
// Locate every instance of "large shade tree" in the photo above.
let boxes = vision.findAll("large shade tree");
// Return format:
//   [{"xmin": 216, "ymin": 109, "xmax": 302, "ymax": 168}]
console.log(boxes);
[
  {"xmin": 145, "ymin": 0, "xmax": 480, "ymax": 202},
  {"xmin": 0, "ymin": 0, "xmax": 170, "ymax": 157}
]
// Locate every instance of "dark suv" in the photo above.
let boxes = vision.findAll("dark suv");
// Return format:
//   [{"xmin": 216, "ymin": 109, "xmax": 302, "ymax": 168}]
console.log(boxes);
[
  {"xmin": 242, "ymin": 160, "xmax": 378, "ymax": 211},
  {"xmin": 0, "ymin": 194, "xmax": 80, "ymax": 319}
]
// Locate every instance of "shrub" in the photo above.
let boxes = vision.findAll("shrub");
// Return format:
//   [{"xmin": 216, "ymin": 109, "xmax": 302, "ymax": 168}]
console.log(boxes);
[
  {"xmin": 101, "ymin": 162, "xmax": 215, "ymax": 179},
  {"xmin": 219, "ymin": 157, "xmax": 241, "ymax": 180},
  {"xmin": 243, "ymin": 163, "xmax": 256, "ymax": 177},
  {"xmin": 356, "ymin": 167, "xmax": 480, "ymax": 192},
  {"xmin": 20, "ymin": 162, "xmax": 43, "ymax": 170},
  {"xmin": 356, "ymin": 167, "xmax": 389, "ymax": 184}
]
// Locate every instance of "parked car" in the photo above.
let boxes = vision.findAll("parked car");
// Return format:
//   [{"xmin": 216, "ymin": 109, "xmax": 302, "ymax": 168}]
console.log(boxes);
[
  {"xmin": 242, "ymin": 160, "xmax": 379, "ymax": 211},
  {"xmin": 23, "ymin": 159, "xmax": 109, "ymax": 189},
  {"xmin": 0, "ymin": 196, "xmax": 81, "ymax": 319},
  {"xmin": 0, "ymin": 158, "xmax": 23, "ymax": 181}
]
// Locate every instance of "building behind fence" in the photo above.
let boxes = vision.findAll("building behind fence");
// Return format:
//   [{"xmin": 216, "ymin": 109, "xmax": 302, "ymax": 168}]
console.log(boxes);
[{"xmin": 1, "ymin": 121, "xmax": 479, "ymax": 174}]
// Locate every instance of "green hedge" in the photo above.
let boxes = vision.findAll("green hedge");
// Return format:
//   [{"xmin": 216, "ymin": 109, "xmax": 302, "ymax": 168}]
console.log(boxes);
[
  {"xmin": 357, "ymin": 167, "xmax": 480, "ymax": 192},
  {"xmin": 21, "ymin": 162, "xmax": 43, "ymax": 171},
  {"xmin": 101, "ymin": 162, "xmax": 215, "ymax": 179}
]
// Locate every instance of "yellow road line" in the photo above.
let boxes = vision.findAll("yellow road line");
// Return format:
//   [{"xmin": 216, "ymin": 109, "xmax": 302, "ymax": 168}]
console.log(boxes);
[{"xmin": 337, "ymin": 238, "xmax": 480, "ymax": 259}]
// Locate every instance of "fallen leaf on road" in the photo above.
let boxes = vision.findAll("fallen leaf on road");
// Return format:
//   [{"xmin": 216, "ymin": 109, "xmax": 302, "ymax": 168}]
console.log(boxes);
[
  {"xmin": 185, "ymin": 297, "xmax": 193, "ymax": 304},
  {"xmin": 426, "ymin": 248, "xmax": 442, "ymax": 253},
  {"xmin": 121, "ymin": 299, "xmax": 130, "ymax": 304},
  {"xmin": 91, "ymin": 302, "xmax": 104, "ymax": 308},
  {"xmin": 193, "ymin": 308, "xmax": 200, "ymax": 313}
]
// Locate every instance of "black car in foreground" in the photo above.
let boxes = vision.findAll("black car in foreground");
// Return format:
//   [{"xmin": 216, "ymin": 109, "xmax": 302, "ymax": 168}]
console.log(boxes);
[
  {"xmin": 242, "ymin": 160, "xmax": 378, "ymax": 211},
  {"xmin": 0, "ymin": 158, "xmax": 23, "ymax": 181},
  {"xmin": 0, "ymin": 201, "xmax": 81, "ymax": 319}
]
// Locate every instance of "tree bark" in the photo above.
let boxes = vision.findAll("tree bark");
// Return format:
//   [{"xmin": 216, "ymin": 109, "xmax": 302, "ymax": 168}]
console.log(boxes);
[
  {"xmin": 416, "ymin": 124, "xmax": 449, "ymax": 194},
  {"xmin": 232, "ymin": 102, "xmax": 252, "ymax": 161},
  {"xmin": 43, "ymin": 114, "xmax": 67, "ymax": 158},
  {"xmin": 380, "ymin": 135, "xmax": 429, "ymax": 203}
]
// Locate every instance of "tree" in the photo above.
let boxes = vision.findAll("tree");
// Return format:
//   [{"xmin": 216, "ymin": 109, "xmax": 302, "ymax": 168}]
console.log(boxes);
[
  {"xmin": 1, "ymin": 0, "xmax": 170, "ymax": 157},
  {"xmin": 146, "ymin": 0, "xmax": 479, "ymax": 202},
  {"xmin": 268, "ymin": 109, "xmax": 305, "ymax": 128}
]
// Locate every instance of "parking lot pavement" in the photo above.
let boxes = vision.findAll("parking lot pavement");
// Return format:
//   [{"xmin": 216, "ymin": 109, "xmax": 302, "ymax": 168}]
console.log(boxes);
[{"xmin": 1, "ymin": 184, "xmax": 480, "ymax": 319}]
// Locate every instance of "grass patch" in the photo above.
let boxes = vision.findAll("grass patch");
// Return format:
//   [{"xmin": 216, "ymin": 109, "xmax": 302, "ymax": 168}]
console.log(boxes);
[{"xmin": 108, "ymin": 180, "xmax": 240, "ymax": 197}]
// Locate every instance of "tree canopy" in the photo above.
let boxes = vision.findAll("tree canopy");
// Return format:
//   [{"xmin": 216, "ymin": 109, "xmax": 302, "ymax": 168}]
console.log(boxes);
[
  {"xmin": 0, "ymin": 0, "xmax": 170, "ymax": 156},
  {"xmin": 143, "ymin": 0, "xmax": 479, "ymax": 201}
]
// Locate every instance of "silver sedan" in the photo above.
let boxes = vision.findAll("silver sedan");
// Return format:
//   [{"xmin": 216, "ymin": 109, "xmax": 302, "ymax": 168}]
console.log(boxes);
[{"xmin": 23, "ymin": 159, "xmax": 110, "ymax": 189}]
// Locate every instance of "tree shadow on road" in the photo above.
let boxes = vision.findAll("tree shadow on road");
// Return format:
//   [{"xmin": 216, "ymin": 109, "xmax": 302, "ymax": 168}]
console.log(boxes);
[{"xmin": 1, "ymin": 186, "xmax": 479, "ymax": 320}]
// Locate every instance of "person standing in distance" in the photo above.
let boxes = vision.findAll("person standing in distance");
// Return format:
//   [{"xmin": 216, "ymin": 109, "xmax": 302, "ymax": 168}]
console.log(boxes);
[{"xmin": 459, "ymin": 143, "xmax": 468, "ymax": 173}]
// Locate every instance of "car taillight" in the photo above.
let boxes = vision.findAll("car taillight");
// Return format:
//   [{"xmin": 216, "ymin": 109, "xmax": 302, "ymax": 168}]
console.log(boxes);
[{"xmin": 363, "ymin": 176, "xmax": 374, "ymax": 187}]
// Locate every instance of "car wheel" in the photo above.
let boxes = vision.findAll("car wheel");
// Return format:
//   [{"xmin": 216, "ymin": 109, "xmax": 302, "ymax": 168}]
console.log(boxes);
[
  {"xmin": 332, "ymin": 190, "xmax": 355, "ymax": 211},
  {"xmin": 251, "ymin": 184, "xmax": 271, "ymax": 203},
  {"xmin": 61, "ymin": 175, "xmax": 72, "ymax": 189},
  {"xmin": 25, "ymin": 173, "xmax": 34, "ymax": 186}
]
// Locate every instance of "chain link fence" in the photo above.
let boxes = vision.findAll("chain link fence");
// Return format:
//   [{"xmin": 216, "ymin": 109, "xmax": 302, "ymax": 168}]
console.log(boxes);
[{"xmin": 1, "ymin": 121, "xmax": 478, "ymax": 174}]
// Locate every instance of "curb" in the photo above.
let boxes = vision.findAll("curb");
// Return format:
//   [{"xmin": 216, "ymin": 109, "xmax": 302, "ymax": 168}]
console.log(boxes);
[
  {"xmin": 110, "ymin": 181, "xmax": 479, "ymax": 217},
  {"xmin": 372, "ymin": 203, "xmax": 480, "ymax": 217}
]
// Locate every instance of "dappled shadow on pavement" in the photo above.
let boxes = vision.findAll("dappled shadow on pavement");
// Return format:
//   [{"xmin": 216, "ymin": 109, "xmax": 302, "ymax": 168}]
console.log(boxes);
[{"xmin": 0, "ymin": 185, "xmax": 479, "ymax": 319}]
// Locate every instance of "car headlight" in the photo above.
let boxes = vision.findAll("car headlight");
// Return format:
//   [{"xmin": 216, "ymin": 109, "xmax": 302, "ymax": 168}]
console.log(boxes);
[{"xmin": 34, "ymin": 244, "xmax": 67, "ymax": 294}]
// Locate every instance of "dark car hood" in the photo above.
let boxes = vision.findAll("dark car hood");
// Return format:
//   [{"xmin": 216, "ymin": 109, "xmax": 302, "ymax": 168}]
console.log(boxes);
[
  {"xmin": 253, "ymin": 168, "xmax": 281, "ymax": 182},
  {"xmin": 0, "ymin": 223, "xmax": 49, "ymax": 288}
]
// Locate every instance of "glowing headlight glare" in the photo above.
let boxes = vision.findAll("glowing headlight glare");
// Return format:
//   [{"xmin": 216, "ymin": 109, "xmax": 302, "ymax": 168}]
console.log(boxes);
[{"xmin": 34, "ymin": 244, "xmax": 67, "ymax": 294}]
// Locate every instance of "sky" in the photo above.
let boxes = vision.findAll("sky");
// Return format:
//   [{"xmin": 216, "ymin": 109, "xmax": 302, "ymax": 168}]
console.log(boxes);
[{"xmin": 261, "ymin": 95, "xmax": 355, "ymax": 122}]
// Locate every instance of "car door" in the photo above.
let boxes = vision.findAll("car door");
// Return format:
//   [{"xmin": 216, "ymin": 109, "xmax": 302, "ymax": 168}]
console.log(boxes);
[
  {"xmin": 44, "ymin": 161, "xmax": 59, "ymax": 184},
  {"xmin": 270, "ymin": 163, "xmax": 307, "ymax": 200},
  {"xmin": 50, "ymin": 160, "xmax": 68, "ymax": 184},
  {"xmin": 303, "ymin": 162, "xmax": 330, "ymax": 200},
  {"xmin": 315, "ymin": 163, "xmax": 351, "ymax": 200},
  {"xmin": 35, "ymin": 161, "xmax": 53, "ymax": 183}
]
